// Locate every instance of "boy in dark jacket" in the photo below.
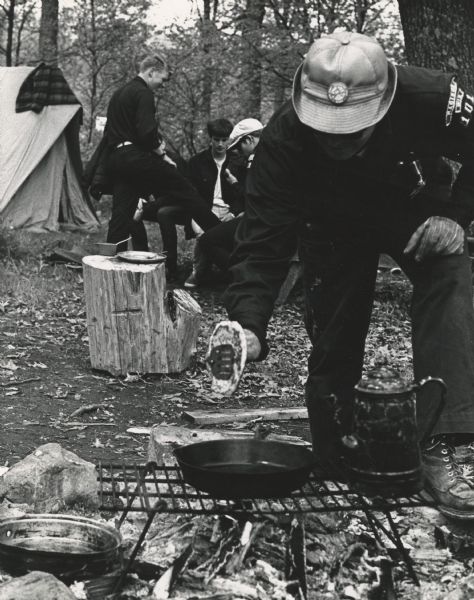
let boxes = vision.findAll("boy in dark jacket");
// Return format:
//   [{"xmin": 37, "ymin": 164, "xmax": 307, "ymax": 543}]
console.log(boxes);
[{"xmin": 184, "ymin": 118, "xmax": 243, "ymax": 288}]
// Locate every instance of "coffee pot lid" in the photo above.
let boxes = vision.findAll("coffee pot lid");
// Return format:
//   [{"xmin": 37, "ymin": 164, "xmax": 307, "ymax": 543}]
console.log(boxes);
[{"xmin": 355, "ymin": 366, "xmax": 411, "ymax": 394}]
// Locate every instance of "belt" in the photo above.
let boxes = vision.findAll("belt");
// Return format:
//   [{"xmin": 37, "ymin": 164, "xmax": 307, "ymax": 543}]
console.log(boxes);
[{"xmin": 116, "ymin": 141, "xmax": 133, "ymax": 149}]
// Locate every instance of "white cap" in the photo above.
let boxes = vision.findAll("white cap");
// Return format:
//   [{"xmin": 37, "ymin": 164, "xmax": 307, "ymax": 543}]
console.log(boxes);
[{"xmin": 228, "ymin": 118, "xmax": 264, "ymax": 149}]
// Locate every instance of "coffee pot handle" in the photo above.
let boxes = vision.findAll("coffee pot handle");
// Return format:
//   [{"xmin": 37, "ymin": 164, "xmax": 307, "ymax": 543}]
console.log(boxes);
[{"xmin": 416, "ymin": 377, "xmax": 447, "ymax": 439}]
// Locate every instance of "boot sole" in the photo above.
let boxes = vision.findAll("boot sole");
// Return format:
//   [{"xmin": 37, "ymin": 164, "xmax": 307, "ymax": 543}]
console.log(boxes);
[
  {"xmin": 206, "ymin": 321, "xmax": 247, "ymax": 396},
  {"xmin": 421, "ymin": 485, "xmax": 474, "ymax": 520}
]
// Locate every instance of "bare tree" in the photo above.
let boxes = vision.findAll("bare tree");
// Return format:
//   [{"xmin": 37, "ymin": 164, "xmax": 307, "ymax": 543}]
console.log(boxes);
[
  {"xmin": 0, "ymin": 0, "xmax": 15, "ymax": 65},
  {"xmin": 0, "ymin": 0, "xmax": 37, "ymax": 65},
  {"xmin": 39, "ymin": 0, "xmax": 58, "ymax": 65},
  {"xmin": 200, "ymin": 0, "xmax": 215, "ymax": 120},
  {"xmin": 239, "ymin": 0, "xmax": 266, "ymax": 117}
]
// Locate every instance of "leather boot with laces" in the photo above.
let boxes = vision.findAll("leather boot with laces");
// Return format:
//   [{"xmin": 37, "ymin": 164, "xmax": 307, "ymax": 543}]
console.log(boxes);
[
  {"xmin": 455, "ymin": 440, "xmax": 474, "ymax": 488},
  {"xmin": 422, "ymin": 435, "xmax": 474, "ymax": 519}
]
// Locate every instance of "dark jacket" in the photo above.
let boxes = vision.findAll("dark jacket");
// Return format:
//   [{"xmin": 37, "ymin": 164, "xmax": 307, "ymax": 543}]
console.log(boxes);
[
  {"xmin": 105, "ymin": 76, "xmax": 161, "ymax": 151},
  {"xmin": 187, "ymin": 148, "xmax": 245, "ymax": 216},
  {"xmin": 224, "ymin": 65, "xmax": 474, "ymax": 349},
  {"xmin": 83, "ymin": 135, "xmax": 113, "ymax": 199}
]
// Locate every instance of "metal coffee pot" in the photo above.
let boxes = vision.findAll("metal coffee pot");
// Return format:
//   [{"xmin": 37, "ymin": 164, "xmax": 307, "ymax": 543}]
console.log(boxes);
[{"xmin": 330, "ymin": 366, "xmax": 446, "ymax": 496}]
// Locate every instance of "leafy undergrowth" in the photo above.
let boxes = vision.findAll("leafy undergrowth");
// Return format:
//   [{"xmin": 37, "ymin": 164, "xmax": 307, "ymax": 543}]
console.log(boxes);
[{"xmin": 0, "ymin": 222, "xmax": 473, "ymax": 599}]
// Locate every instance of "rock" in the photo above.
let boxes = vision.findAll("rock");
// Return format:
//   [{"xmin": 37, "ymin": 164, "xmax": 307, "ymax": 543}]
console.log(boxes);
[
  {"xmin": 0, "ymin": 501, "xmax": 28, "ymax": 521},
  {"xmin": 0, "ymin": 571, "xmax": 76, "ymax": 599},
  {"xmin": 0, "ymin": 444, "xmax": 98, "ymax": 512}
]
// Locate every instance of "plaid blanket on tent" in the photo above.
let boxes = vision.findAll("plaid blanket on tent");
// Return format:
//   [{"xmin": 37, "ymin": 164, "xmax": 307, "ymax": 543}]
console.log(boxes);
[{"xmin": 16, "ymin": 62, "xmax": 79, "ymax": 113}]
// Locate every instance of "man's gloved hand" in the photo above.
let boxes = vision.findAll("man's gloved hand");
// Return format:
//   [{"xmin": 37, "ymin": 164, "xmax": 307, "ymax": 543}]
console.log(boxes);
[{"xmin": 403, "ymin": 216, "xmax": 465, "ymax": 262}]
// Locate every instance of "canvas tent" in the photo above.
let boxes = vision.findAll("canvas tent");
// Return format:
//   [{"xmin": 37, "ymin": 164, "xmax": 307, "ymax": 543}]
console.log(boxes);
[{"xmin": 0, "ymin": 66, "xmax": 99, "ymax": 232}]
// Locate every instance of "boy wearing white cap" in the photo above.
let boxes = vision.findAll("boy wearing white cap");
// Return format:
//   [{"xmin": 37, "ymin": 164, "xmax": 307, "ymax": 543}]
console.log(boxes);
[
  {"xmin": 198, "ymin": 118, "xmax": 264, "ymax": 274},
  {"xmin": 208, "ymin": 32, "xmax": 474, "ymax": 519}
]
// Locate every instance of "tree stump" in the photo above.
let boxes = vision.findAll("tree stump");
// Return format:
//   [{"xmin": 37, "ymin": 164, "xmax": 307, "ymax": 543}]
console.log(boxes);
[{"xmin": 82, "ymin": 255, "xmax": 201, "ymax": 375}]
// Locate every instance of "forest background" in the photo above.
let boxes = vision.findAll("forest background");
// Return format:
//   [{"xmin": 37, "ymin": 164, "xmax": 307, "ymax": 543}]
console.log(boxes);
[{"xmin": 1, "ymin": 0, "xmax": 474, "ymax": 163}]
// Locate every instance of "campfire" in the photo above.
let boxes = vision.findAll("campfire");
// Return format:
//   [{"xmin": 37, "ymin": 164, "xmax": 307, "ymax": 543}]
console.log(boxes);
[{"xmin": 0, "ymin": 440, "xmax": 439, "ymax": 599}]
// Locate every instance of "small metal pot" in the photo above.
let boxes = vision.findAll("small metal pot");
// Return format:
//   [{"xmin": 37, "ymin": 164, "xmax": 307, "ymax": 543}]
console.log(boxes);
[
  {"xmin": 0, "ymin": 514, "xmax": 123, "ymax": 583},
  {"xmin": 174, "ymin": 439, "xmax": 316, "ymax": 499},
  {"xmin": 95, "ymin": 236, "xmax": 131, "ymax": 256},
  {"xmin": 95, "ymin": 242, "xmax": 119, "ymax": 256}
]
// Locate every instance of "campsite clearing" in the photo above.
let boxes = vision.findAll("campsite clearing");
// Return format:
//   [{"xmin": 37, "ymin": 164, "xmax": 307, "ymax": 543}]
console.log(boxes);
[{"xmin": 3, "ymin": 219, "xmax": 474, "ymax": 600}]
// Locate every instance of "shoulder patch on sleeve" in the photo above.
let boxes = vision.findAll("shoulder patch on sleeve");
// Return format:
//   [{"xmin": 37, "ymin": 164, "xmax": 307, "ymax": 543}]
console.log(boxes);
[
  {"xmin": 445, "ymin": 78, "xmax": 457, "ymax": 126},
  {"xmin": 446, "ymin": 77, "xmax": 474, "ymax": 128}
]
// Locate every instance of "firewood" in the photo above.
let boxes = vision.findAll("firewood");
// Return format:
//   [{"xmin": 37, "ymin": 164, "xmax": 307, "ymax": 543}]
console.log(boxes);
[
  {"xmin": 152, "ymin": 543, "xmax": 193, "ymax": 599},
  {"xmin": 181, "ymin": 407, "xmax": 308, "ymax": 426}
]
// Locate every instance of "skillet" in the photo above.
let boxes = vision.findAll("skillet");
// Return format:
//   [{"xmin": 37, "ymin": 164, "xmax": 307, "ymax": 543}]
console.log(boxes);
[{"xmin": 174, "ymin": 439, "xmax": 316, "ymax": 499}]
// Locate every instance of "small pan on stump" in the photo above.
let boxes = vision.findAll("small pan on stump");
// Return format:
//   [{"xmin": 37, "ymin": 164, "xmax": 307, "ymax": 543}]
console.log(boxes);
[{"xmin": 174, "ymin": 439, "xmax": 316, "ymax": 499}]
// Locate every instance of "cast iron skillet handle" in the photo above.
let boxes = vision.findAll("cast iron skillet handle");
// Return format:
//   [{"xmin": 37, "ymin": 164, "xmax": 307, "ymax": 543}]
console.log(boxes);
[{"xmin": 416, "ymin": 377, "xmax": 447, "ymax": 439}]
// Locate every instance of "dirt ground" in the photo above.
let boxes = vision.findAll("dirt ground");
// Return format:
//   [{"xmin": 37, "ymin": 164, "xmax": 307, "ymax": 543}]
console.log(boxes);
[
  {"xmin": 0, "ymin": 215, "xmax": 315, "ymax": 466},
  {"xmin": 2, "ymin": 215, "xmax": 474, "ymax": 598}
]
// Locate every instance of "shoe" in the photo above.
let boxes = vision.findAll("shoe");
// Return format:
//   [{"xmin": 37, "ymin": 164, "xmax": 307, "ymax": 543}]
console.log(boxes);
[
  {"xmin": 422, "ymin": 435, "xmax": 474, "ymax": 519},
  {"xmin": 206, "ymin": 321, "xmax": 247, "ymax": 396},
  {"xmin": 184, "ymin": 271, "xmax": 200, "ymax": 289}
]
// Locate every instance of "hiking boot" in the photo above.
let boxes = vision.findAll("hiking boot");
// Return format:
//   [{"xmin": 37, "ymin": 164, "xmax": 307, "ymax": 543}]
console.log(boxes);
[
  {"xmin": 422, "ymin": 436, "xmax": 474, "ymax": 519},
  {"xmin": 206, "ymin": 321, "xmax": 247, "ymax": 396}
]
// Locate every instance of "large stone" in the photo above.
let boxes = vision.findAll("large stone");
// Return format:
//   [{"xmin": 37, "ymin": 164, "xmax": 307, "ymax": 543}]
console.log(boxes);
[
  {"xmin": 0, "ymin": 443, "xmax": 98, "ymax": 512},
  {"xmin": 0, "ymin": 571, "xmax": 76, "ymax": 600}
]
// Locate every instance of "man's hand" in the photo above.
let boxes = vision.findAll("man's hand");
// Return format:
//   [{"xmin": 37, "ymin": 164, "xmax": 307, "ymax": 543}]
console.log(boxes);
[
  {"xmin": 244, "ymin": 329, "xmax": 261, "ymax": 361},
  {"xmin": 403, "ymin": 216, "xmax": 464, "ymax": 262},
  {"xmin": 221, "ymin": 212, "xmax": 235, "ymax": 223},
  {"xmin": 163, "ymin": 154, "xmax": 177, "ymax": 167},
  {"xmin": 225, "ymin": 168, "xmax": 238, "ymax": 185}
]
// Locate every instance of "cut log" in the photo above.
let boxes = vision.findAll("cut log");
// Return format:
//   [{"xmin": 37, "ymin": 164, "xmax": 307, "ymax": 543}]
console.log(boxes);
[
  {"xmin": 147, "ymin": 424, "xmax": 309, "ymax": 465},
  {"xmin": 181, "ymin": 407, "xmax": 308, "ymax": 426},
  {"xmin": 82, "ymin": 256, "xmax": 201, "ymax": 375}
]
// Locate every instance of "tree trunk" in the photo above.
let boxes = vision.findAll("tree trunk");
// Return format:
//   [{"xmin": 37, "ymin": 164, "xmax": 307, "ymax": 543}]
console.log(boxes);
[
  {"xmin": 398, "ymin": 0, "xmax": 474, "ymax": 89},
  {"xmin": 241, "ymin": 0, "xmax": 266, "ymax": 117},
  {"xmin": 201, "ymin": 0, "xmax": 214, "ymax": 121},
  {"xmin": 39, "ymin": 0, "xmax": 59, "ymax": 66},
  {"xmin": 4, "ymin": 0, "xmax": 15, "ymax": 66},
  {"xmin": 87, "ymin": 0, "xmax": 98, "ymax": 143}
]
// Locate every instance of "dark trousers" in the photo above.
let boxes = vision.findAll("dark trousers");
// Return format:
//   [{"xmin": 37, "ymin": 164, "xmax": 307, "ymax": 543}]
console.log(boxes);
[
  {"xmin": 301, "ymin": 207, "xmax": 474, "ymax": 460},
  {"xmin": 106, "ymin": 146, "xmax": 219, "ymax": 250},
  {"xmin": 199, "ymin": 215, "xmax": 242, "ymax": 270},
  {"xmin": 141, "ymin": 202, "xmax": 189, "ymax": 272}
]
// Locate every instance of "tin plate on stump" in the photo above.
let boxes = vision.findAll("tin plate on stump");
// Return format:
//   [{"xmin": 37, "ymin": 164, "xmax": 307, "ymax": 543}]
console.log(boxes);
[{"xmin": 116, "ymin": 251, "xmax": 166, "ymax": 264}]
